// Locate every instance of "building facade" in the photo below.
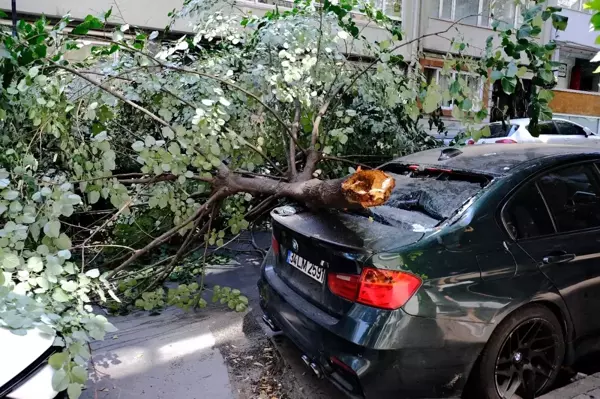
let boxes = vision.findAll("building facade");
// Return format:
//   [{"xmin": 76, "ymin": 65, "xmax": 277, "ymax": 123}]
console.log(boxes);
[{"xmin": 2, "ymin": 0, "xmax": 600, "ymax": 133}]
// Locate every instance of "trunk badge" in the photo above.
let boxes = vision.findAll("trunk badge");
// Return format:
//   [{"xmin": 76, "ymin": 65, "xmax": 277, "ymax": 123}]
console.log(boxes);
[{"xmin": 292, "ymin": 239, "xmax": 299, "ymax": 251}]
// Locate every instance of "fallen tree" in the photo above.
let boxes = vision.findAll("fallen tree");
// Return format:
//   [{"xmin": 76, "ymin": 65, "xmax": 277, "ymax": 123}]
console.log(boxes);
[{"xmin": 0, "ymin": 0, "xmax": 567, "ymax": 396}]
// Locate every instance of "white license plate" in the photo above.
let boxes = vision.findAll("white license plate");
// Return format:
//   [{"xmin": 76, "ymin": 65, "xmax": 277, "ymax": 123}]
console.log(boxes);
[{"xmin": 286, "ymin": 251, "xmax": 325, "ymax": 284}]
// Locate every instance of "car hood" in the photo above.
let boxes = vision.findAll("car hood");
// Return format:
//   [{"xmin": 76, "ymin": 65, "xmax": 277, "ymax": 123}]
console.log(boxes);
[{"xmin": 0, "ymin": 327, "xmax": 55, "ymax": 388}]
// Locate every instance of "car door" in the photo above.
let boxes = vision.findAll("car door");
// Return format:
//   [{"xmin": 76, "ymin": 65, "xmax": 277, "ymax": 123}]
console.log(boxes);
[
  {"xmin": 554, "ymin": 121, "xmax": 591, "ymax": 145},
  {"xmin": 534, "ymin": 121, "xmax": 561, "ymax": 144},
  {"xmin": 503, "ymin": 162, "xmax": 600, "ymax": 339}
]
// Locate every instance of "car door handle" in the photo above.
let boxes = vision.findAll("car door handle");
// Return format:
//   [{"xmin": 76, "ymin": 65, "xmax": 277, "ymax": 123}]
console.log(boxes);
[{"xmin": 542, "ymin": 253, "xmax": 576, "ymax": 264}]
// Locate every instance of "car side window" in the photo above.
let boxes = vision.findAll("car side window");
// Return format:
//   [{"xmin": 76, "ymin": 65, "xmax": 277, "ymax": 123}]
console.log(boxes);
[
  {"xmin": 537, "ymin": 164, "xmax": 600, "ymax": 233},
  {"xmin": 503, "ymin": 183, "xmax": 555, "ymax": 240},
  {"xmin": 537, "ymin": 122, "xmax": 559, "ymax": 135},
  {"xmin": 555, "ymin": 121, "xmax": 587, "ymax": 136}
]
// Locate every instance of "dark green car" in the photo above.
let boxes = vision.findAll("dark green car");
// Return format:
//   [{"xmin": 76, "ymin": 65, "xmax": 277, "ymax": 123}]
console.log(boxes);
[{"xmin": 259, "ymin": 144, "xmax": 600, "ymax": 399}]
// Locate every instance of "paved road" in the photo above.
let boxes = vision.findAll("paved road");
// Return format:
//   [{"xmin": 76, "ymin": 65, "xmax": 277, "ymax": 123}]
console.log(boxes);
[{"xmin": 81, "ymin": 232, "xmax": 600, "ymax": 399}]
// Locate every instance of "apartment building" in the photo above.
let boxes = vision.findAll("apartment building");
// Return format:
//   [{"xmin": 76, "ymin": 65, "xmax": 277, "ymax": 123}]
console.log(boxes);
[{"xmin": 2, "ymin": 0, "xmax": 600, "ymax": 132}]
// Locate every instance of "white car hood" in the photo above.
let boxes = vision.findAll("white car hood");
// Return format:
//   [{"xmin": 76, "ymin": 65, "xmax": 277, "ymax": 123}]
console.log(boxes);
[{"xmin": 0, "ymin": 327, "xmax": 55, "ymax": 388}]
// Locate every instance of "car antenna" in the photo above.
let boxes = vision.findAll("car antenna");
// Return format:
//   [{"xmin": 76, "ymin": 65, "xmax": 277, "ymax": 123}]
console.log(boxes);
[{"xmin": 438, "ymin": 148, "xmax": 462, "ymax": 161}]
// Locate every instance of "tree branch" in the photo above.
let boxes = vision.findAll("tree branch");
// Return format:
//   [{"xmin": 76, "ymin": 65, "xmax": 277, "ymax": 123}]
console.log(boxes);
[
  {"xmin": 289, "ymin": 99, "xmax": 301, "ymax": 178},
  {"xmin": 106, "ymin": 189, "xmax": 225, "ymax": 278},
  {"xmin": 51, "ymin": 61, "xmax": 173, "ymax": 129}
]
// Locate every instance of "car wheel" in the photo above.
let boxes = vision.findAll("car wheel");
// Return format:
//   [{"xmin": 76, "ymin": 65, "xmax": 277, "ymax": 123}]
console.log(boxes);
[{"xmin": 475, "ymin": 304, "xmax": 565, "ymax": 399}]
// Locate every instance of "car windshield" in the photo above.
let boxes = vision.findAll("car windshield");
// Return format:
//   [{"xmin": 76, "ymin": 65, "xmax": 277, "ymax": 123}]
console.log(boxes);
[
  {"xmin": 487, "ymin": 123, "xmax": 518, "ymax": 138},
  {"xmin": 353, "ymin": 166, "xmax": 490, "ymax": 229}
]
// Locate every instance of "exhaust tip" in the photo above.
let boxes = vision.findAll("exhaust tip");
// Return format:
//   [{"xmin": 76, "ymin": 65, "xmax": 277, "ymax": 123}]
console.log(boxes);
[
  {"xmin": 301, "ymin": 355, "xmax": 324, "ymax": 378},
  {"xmin": 310, "ymin": 362, "xmax": 323, "ymax": 378},
  {"xmin": 301, "ymin": 354, "xmax": 311, "ymax": 367},
  {"xmin": 262, "ymin": 314, "xmax": 281, "ymax": 332}
]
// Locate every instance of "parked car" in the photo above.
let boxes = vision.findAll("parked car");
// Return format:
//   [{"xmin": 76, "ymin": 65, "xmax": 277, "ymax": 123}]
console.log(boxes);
[
  {"xmin": 0, "ymin": 327, "xmax": 59, "ymax": 398},
  {"xmin": 467, "ymin": 118, "xmax": 597, "ymax": 145},
  {"xmin": 259, "ymin": 144, "xmax": 600, "ymax": 399}
]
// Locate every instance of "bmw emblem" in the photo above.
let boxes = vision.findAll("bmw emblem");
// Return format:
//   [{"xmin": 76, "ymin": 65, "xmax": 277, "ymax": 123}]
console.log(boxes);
[{"xmin": 292, "ymin": 239, "xmax": 299, "ymax": 252}]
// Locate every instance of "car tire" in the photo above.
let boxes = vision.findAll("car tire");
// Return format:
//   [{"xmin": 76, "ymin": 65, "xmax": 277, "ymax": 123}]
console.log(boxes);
[{"xmin": 474, "ymin": 304, "xmax": 565, "ymax": 399}]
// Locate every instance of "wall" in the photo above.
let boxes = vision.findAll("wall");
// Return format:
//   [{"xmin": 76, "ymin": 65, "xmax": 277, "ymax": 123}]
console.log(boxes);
[
  {"xmin": 550, "ymin": 89, "xmax": 600, "ymax": 116},
  {"xmin": 551, "ymin": 8, "xmax": 599, "ymax": 50},
  {"xmin": 421, "ymin": 17, "xmax": 495, "ymax": 57},
  {"xmin": 0, "ymin": 0, "xmax": 193, "ymax": 32},
  {"xmin": 0, "ymin": 0, "xmax": 416, "ymax": 58}
]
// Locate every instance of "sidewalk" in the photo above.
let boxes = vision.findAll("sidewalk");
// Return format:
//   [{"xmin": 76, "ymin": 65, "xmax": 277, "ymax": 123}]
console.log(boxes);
[{"xmin": 540, "ymin": 373, "xmax": 600, "ymax": 399}]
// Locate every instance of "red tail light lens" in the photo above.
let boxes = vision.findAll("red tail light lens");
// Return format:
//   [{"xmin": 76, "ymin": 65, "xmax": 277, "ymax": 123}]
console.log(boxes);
[
  {"xmin": 271, "ymin": 235, "xmax": 280, "ymax": 257},
  {"xmin": 495, "ymin": 139, "xmax": 517, "ymax": 144},
  {"xmin": 328, "ymin": 273, "xmax": 360, "ymax": 301},
  {"xmin": 328, "ymin": 267, "xmax": 421, "ymax": 310},
  {"xmin": 358, "ymin": 268, "xmax": 421, "ymax": 310},
  {"xmin": 466, "ymin": 139, "xmax": 475, "ymax": 145}
]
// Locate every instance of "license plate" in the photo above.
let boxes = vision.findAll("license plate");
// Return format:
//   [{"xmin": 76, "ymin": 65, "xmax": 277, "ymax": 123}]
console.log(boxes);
[{"xmin": 286, "ymin": 251, "xmax": 325, "ymax": 284}]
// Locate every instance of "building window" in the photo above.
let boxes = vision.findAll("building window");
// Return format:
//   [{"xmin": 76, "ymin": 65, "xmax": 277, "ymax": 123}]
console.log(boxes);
[
  {"xmin": 429, "ymin": 0, "xmax": 522, "ymax": 28},
  {"xmin": 424, "ymin": 66, "xmax": 484, "ymax": 111}
]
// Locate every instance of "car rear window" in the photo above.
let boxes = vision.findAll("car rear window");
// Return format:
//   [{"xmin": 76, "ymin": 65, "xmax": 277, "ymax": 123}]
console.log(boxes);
[
  {"xmin": 487, "ymin": 123, "xmax": 518, "ymax": 138},
  {"xmin": 363, "ymin": 167, "xmax": 490, "ymax": 228}
]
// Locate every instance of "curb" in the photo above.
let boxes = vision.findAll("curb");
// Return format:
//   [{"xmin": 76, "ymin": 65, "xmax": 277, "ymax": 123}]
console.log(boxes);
[{"xmin": 539, "ymin": 373, "xmax": 600, "ymax": 399}]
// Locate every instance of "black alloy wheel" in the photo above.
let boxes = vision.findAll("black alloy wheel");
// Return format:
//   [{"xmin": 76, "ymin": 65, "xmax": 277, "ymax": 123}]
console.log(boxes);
[
  {"xmin": 474, "ymin": 304, "xmax": 565, "ymax": 399},
  {"xmin": 494, "ymin": 318, "xmax": 561, "ymax": 399}
]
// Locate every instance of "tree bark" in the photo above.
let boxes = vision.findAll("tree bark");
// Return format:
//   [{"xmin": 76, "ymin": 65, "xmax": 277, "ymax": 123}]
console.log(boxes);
[{"xmin": 214, "ymin": 165, "xmax": 395, "ymax": 210}]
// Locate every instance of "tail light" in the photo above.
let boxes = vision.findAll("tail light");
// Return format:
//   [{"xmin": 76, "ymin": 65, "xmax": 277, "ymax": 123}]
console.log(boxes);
[
  {"xmin": 495, "ymin": 138, "xmax": 517, "ymax": 144},
  {"xmin": 328, "ymin": 273, "xmax": 360, "ymax": 301},
  {"xmin": 466, "ymin": 139, "xmax": 475, "ymax": 145},
  {"xmin": 272, "ymin": 235, "xmax": 280, "ymax": 257},
  {"xmin": 327, "ymin": 267, "xmax": 421, "ymax": 310}
]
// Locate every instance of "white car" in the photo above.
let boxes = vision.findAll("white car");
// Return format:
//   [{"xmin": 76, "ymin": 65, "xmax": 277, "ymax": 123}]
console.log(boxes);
[
  {"xmin": 0, "ymin": 327, "xmax": 60, "ymax": 399},
  {"xmin": 467, "ymin": 118, "xmax": 599, "ymax": 145}
]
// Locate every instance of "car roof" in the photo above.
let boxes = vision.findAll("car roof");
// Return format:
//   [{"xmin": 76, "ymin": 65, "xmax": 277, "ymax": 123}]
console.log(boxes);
[
  {"xmin": 391, "ymin": 144, "xmax": 600, "ymax": 176},
  {"xmin": 491, "ymin": 117, "xmax": 576, "ymax": 127}
]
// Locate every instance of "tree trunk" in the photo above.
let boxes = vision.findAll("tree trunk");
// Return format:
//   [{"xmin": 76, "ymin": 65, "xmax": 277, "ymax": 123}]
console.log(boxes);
[{"xmin": 216, "ymin": 165, "xmax": 395, "ymax": 209}]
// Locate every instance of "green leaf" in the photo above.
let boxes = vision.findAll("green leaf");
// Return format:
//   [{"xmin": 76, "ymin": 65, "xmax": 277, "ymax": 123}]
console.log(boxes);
[
  {"xmin": 85, "ymin": 268, "xmax": 100, "ymax": 278},
  {"xmin": 67, "ymin": 384, "xmax": 82, "ymax": 399},
  {"xmin": 55, "ymin": 233, "xmax": 72, "ymax": 250},
  {"xmin": 71, "ymin": 366, "xmax": 87, "ymax": 384},
  {"xmin": 104, "ymin": 8, "xmax": 113, "ymax": 21},
  {"xmin": 88, "ymin": 191, "xmax": 100, "ymax": 204},
  {"xmin": 516, "ymin": 25, "xmax": 532, "ymax": 40},
  {"xmin": 51, "ymin": 369, "xmax": 69, "ymax": 392},
  {"xmin": 2, "ymin": 254, "xmax": 20, "ymax": 270},
  {"xmin": 480, "ymin": 125, "xmax": 491, "ymax": 138},
  {"xmin": 551, "ymin": 14, "xmax": 568, "ymax": 31},
  {"xmin": 52, "ymin": 288, "xmax": 70, "ymax": 302},
  {"xmin": 422, "ymin": 89, "xmax": 442, "ymax": 113},
  {"xmin": 61, "ymin": 280, "xmax": 78, "ymax": 292},
  {"xmin": 460, "ymin": 99, "xmax": 473, "ymax": 111},
  {"xmin": 49, "ymin": 352, "xmax": 68, "ymax": 369},
  {"xmin": 501, "ymin": 77, "xmax": 516, "ymax": 95},
  {"xmin": 490, "ymin": 70, "xmax": 503, "ymax": 82},
  {"xmin": 27, "ymin": 256, "xmax": 44, "ymax": 272},
  {"xmin": 44, "ymin": 220, "xmax": 61, "ymax": 238},
  {"xmin": 506, "ymin": 62, "xmax": 518, "ymax": 78},
  {"xmin": 539, "ymin": 89, "xmax": 555, "ymax": 103}
]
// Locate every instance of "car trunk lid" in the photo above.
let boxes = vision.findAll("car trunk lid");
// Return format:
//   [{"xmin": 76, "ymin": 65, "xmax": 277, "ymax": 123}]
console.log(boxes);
[{"xmin": 271, "ymin": 209, "xmax": 425, "ymax": 316}]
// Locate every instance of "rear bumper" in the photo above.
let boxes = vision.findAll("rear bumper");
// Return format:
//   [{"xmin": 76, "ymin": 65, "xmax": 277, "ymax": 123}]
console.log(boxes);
[{"xmin": 259, "ymin": 261, "xmax": 490, "ymax": 398}]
